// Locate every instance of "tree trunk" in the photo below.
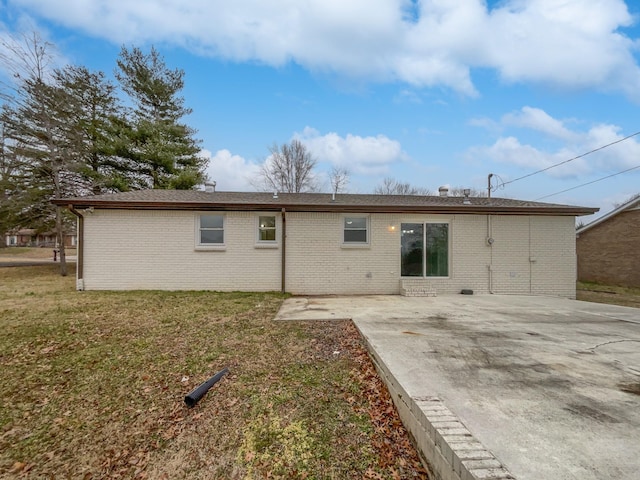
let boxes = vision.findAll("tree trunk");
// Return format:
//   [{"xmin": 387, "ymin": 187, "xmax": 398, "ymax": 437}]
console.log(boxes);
[{"xmin": 55, "ymin": 205, "xmax": 67, "ymax": 276}]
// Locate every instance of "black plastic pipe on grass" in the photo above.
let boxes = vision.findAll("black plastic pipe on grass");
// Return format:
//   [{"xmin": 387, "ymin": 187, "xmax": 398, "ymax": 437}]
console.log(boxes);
[{"xmin": 184, "ymin": 367, "xmax": 229, "ymax": 408}]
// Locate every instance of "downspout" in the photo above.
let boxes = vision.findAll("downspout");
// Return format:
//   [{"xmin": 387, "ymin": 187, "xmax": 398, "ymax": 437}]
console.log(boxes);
[
  {"xmin": 528, "ymin": 216, "xmax": 532, "ymax": 295},
  {"xmin": 67, "ymin": 204, "xmax": 84, "ymax": 291},
  {"xmin": 281, "ymin": 208, "xmax": 286, "ymax": 294},
  {"xmin": 487, "ymin": 214, "xmax": 494, "ymax": 294}
]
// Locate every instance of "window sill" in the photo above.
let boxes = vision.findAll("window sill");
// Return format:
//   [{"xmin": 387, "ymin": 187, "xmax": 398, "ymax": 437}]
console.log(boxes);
[
  {"xmin": 400, "ymin": 276, "xmax": 450, "ymax": 279},
  {"xmin": 254, "ymin": 243, "xmax": 279, "ymax": 249},
  {"xmin": 195, "ymin": 245, "xmax": 226, "ymax": 251},
  {"xmin": 341, "ymin": 243, "xmax": 371, "ymax": 249}
]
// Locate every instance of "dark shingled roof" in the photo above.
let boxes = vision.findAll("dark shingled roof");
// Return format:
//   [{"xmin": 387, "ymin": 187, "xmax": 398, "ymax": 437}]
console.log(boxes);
[{"xmin": 54, "ymin": 190, "xmax": 598, "ymax": 216}]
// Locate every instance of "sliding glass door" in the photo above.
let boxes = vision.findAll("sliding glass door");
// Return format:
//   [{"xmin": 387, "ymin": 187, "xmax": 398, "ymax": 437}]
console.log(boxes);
[{"xmin": 401, "ymin": 223, "xmax": 449, "ymax": 277}]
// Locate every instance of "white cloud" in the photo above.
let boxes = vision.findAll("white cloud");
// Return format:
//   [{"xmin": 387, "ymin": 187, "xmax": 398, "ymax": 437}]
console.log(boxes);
[
  {"xmin": 201, "ymin": 149, "xmax": 260, "ymax": 191},
  {"xmin": 581, "ymin": 124, "xmax": 640, "ymax": 169},
  {"xmin": 468, "ymin": 108, "xmax": 640, "ymax": 178},
  {"xmin": 471, "ymin": 136, "xmax": 591, "ymax": 178},
  {"xmin": 502, "ymin": 107, "xmax": 578, "ymax": 142},
  {"xmin": 295, "ymin": 126, "xmax": 406, "ymax": 175},
  {"xmin": 201, "ymin": 128, "xmax": 406, "ymax": 191},
  {"xmin": 8, "ymin": 0, "xmax": 640, "ymax": 98},
  {"xmin": 468, "ymin": 116, "xmax": 500, "ymax": 132},
  {"xmin": 482, "ymin": 0, "xmax": 639, "ymax": 95}
]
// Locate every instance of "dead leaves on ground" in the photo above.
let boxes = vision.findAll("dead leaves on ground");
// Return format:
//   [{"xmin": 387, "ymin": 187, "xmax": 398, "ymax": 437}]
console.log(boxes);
[
  {"xmin": 339, "ymin": 323, "xmax": 430, "ymax": 479},
  {"xmin": 1, "ymin": 270, "xmax": 429, "ymax": 479}
]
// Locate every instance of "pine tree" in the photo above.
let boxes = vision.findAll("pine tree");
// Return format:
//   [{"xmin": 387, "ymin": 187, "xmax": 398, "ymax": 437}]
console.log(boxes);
[
  {"xmin": 115, "ymin": 46, "xmax": 205, "ymax": 189},
  {"xmin": 55, "ymin": 65, "xmax": 131, "ymax": 194}
]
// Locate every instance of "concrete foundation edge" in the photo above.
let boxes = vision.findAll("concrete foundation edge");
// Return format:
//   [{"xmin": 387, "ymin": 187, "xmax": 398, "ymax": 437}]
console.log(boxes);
[{"xmin": 356, "ymin": 327, "xmax": 516, "ymax": 480}]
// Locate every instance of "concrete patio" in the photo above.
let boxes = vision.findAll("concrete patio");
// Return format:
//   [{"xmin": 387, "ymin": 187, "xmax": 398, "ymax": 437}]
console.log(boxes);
[{"xmin": 275, "ymin": 295, "xmax": 640, "ymax": 480}]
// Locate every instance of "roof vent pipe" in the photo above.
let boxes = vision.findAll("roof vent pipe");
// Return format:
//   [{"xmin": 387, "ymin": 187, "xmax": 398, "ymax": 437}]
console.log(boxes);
[
  {"xmin": 273, "ymin": 191, "xmax": 278, "ymax": 199},
  {"xmin": 438, "ymin": 185, "xmax": 449, "ymax": 197},
  {"xmin": 204, "ymin": 181, "xmax": 216, "ymax": 193}
]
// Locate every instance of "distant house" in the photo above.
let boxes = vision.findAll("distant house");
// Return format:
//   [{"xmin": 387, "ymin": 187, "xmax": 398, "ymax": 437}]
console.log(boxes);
[
  {"xmin": 576, "ymin": 195, "xmax": 640, "ymax": 287},
  {"xmin": 4, "ymin": 228, "xmax": 77, "ymax": 248},
  {"xmin": 54, "ymin": 189, "xmax": 596, "ymax": 297}
]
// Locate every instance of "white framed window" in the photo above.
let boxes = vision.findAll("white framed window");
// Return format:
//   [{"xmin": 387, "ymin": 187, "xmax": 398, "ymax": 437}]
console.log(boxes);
[
  {"xmin": 343, "ymin": 216, "xmax": 369, "ymax": 246},
  {"xmin": 196, "ymin": 214, "xmax": 225, "ymax": 249},
  {"xmin": 257, "ymin": 215, "xmax": 277, "ymax": 242}
]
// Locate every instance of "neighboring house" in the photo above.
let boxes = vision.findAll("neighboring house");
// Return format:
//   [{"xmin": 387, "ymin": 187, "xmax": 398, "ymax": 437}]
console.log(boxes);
[
  {"xmin": 4, "ymin": 228, "xmax": 77, "ymax": 248},
  {"xmin": 576, "ymin": 195, "xmax": 640, "ymax": 287},
  {"xmin": 5, "ymin": 229, "xmax": 37, "ymax": 247},
  {"xmin": 53, "ymin": 189, "xmax": 597, "ymax": 297}
]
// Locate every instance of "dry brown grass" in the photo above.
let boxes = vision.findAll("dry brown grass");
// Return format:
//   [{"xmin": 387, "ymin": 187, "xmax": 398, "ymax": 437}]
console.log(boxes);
[
  {"xmin": 577, "ymin": 281, "xmax": 640, "ymax": 308},
  {"xmin": 0, "ymin": 266, "xmax": 428, "ymax": 479},
  {"xmin": 0, "ymin": 247, "xmax": 76, "ymax": 261}
]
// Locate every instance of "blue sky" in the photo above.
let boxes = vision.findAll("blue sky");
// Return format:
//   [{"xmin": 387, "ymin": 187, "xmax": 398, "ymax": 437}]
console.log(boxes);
[{"xmin": 2, "ymin": 0, "xmax": 640, "ymax": 222}]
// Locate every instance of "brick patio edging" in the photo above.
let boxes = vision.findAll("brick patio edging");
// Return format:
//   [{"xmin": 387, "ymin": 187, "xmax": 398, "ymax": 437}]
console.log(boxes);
[{"xmin": 356, "ymin": 326, "xmax": 516, "ymax": 480}]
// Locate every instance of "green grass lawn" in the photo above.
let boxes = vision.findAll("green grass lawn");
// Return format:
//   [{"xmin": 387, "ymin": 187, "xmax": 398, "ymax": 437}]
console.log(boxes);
[
  {"xmin": 0, "ymin": 266, "xmax": 427, "ymax": 479},
  {"xmin": 577, "ymin": 281, "xmax": 640, "ymax": 308}
]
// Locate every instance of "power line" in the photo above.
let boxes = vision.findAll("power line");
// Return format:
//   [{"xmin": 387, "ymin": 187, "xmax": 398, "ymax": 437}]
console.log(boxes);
[
  {"xmin": 535, "ymin": 164, "xmax": 640, "ymax": 200},
  {"xmin": 497, "ymin": 130, "xmax": 640, "ymax": 189}
]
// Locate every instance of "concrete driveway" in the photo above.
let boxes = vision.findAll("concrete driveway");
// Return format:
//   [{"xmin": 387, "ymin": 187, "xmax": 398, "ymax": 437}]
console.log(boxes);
[{"xmin": 275, "ymin": 295, "xmax": 640, "ymax": 480}]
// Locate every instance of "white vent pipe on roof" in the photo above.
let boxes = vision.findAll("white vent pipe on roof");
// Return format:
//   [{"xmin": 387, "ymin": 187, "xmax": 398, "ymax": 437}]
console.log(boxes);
[{"xmin": 438, "ymin": 185, "xmax": 449, "ymax": 197}]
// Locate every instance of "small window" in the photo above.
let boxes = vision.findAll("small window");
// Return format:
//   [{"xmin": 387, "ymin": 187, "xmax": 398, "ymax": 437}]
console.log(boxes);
[
  {"xmin": 258, "ymin": 216, "xmax": 276, "ymax": 242},
  {"xmin": 344, "ymin": 216, "xmax": 368, "ymax": 243},
  {"xmin": 199, "ymin": 214, "xmax": 224, "ymax": 244}
]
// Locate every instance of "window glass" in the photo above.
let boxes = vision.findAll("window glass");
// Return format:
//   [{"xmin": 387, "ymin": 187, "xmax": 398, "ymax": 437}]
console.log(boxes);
[
  {"xmin": 200, "ymin": 229, "xmax": 224, "ymax": 244},
  {"xmin": 345, "ymin": 217, "xmax": 367, "ymax": 229},
  {"xmin": 200, "ymin": 215, "xmax": 223, "ymax": 229},
  {"xmin": 258, "ymin": 216, "xmax": 276, "ymax": 242},
  {"xmin": 199, "ymin": 214, "xmax": 224, "ymax": 244},
  {"xmin": 344, "ymin": 230, "xmax": 367, "ymax": 242},
  {"xmin": 426, "ymin": 223, "xmax": 448, "ymax": 277},
  {"xmin": 344, "ymin": 217, "xmax": 368, "ymax": 243},
  {"xmin": 401, "ymin": 223, "xmax": 423, "ymax": 276}
]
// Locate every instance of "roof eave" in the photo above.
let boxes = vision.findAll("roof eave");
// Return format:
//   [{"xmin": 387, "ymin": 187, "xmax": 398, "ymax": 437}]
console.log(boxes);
[
  {"xmin": 577, "ymin": 196, "xmax": 640, "ymax": 234},
  {"xmin": 53, "ymin": 199, "xmax": 598, "ymax": 216}
]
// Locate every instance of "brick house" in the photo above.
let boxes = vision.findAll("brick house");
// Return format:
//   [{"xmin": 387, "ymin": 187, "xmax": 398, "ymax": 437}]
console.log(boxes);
[
  {"xmin": 576, "ymin": 195, "xmax": 640, "ymax": 287},
  {"xmin": 4, "ymin": 228, "xmax": 77, "ymax": 248},
  {"xmin": 54, "ymin": 190, "xmax": 596, "ymax": 297}
]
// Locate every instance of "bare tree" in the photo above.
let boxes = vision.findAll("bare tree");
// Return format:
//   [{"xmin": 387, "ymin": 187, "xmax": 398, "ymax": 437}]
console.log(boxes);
[
  {"xmin": 373, "ymin": 177, "xmax": 431, "ymax": 195},
  {"xmin": 0, "ymin": 32, "xmax": 75, "ymax": 275},
  {"xmin": 254, "ymin": 139, "xmax": 318, "ymax": 193},
  {"xmin": 0, "ymin": 31, "xmax": 57, "ymax": 102},
  {"xmin": 329, "ymin": 166, "xmax": 349, "ymax": 194},
  {"xmin": 613, "ymin": 193, "xmax": 640, "ymax": 208}
]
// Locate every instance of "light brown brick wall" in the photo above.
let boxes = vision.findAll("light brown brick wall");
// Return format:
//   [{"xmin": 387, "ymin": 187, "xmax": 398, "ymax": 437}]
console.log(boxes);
[
  {"xmin": 79, "ymin": 209, "xmax": 578, "ymax": 297},
  {"xmin": 82, "ymin": 210, "xmax": 282, "ymax": 291},
  {"xmin": 577, "ymin": 209, "xmax": 640, "ymax": 287}
]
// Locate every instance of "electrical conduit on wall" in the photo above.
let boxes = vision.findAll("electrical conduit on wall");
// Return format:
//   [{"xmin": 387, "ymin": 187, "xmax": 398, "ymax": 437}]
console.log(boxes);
[{"xmin": 487, "ymin": 214, "xmax": 494, "ymax": 294}]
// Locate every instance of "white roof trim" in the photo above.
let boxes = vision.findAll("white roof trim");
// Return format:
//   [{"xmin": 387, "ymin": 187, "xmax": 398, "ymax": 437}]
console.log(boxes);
[{"xmin": 576, "ymin": 195, "xmax": 640, "ymax": 235}]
